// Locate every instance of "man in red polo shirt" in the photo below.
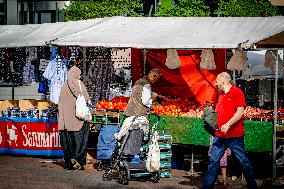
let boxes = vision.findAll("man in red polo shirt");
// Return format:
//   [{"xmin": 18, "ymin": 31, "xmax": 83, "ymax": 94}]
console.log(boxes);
[{"xmin": 202, "ymin": 72, "xmax": 257, "ymax": 189}]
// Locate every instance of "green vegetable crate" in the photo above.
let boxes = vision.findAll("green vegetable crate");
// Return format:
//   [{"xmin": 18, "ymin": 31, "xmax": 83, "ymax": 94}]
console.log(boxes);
[{"xmin": 142, "ymin": 131, "xmax": 173, "ymax": 178}]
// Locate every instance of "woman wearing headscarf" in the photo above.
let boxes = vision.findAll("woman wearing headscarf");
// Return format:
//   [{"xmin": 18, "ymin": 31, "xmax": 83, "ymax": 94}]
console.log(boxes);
[{"xmin": 58, "ymin": 66, "xmax": 91, "ymax": 170}]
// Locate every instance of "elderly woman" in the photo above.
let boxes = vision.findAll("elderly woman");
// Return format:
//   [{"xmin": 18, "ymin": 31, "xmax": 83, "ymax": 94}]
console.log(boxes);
[{"xmin": 58, "ymin": 66, "xmax": 91, "ymax": 170}]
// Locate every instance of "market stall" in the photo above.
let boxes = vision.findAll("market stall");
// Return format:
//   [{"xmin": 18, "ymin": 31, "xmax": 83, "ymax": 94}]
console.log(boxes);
[{"xmin": 0, "ymin": 18, "xmax": 284, "ymax": 178}]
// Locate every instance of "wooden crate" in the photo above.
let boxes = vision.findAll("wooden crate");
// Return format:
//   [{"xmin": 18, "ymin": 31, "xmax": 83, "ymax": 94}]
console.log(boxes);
[
  {"xmin": 92, "ymin": 110, "xmax": 120, "ymax": 126},
  {"xmin": 19, "ymin": 99, "xmax": 37, "ymax": 111},
  {"xmin": 37, "ymin": 100, "xmax": 53, "ymax": 114},
  {"xmin": 92, "ymin": 109, "xmax": 106, "ymax": 116},
  {"xmin": 0, "ymin": 100, "xmax": 19, "ymax": 116},
  {"xmin": 92, "ymin": 110, "xmax": 120, "ymax": 118}
]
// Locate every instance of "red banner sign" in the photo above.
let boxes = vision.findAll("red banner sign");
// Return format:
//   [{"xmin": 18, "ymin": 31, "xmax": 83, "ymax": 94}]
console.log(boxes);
[{"xmin": 0, "ymin": 118, "xmax": 63, "ymax": 156}]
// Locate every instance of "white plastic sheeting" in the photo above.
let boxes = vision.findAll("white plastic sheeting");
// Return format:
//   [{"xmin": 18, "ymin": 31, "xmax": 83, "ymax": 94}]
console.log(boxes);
[
  {"xmin": 0, "ymin": 18, "xmax": 104, "ymax": 48},
  {"xmin": 1, "ymin": 16, "xmax": 284, "ymax": 49},
  {"xmin": 51, "ymin": 16, "xmax": 284, "ymax": 49}
]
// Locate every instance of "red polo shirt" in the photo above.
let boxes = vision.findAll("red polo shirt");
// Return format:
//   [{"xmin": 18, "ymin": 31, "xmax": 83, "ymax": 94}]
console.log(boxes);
[{"xmin": 215, "ymin": 85, "xmax": 246, "ymax": 138}]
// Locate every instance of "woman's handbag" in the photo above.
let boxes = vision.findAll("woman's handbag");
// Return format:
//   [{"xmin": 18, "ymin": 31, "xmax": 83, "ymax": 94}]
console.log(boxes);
[
  {"xmin": 146, "ymin": 130, "xmax": 160, "ymax": 172},
  {"xmin": 76, "ymin": 80, "xmax": 91, "ymax": 121}
]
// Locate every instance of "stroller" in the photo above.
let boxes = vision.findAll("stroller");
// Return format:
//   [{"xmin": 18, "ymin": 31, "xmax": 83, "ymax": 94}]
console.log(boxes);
[{"xmin": 102, "ymin": 115, "xmax": 160, "ymax": 185}]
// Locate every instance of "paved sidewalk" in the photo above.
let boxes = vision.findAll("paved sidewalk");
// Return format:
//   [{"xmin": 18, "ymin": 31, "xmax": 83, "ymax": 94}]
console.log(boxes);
[{"xmin": 0, "ymin": 155, "xmax": 283, "ymax": 189}]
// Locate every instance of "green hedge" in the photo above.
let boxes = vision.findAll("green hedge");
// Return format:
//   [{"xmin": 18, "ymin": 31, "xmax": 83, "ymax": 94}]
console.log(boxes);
[{"xmin": 118, "ymin": 113, "xmax": 273, "ymax": 152}]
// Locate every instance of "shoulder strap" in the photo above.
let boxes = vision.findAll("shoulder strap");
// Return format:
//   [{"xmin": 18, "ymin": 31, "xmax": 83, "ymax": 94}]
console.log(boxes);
[{"xmin": 78, "ymin": 80, "xmax": 82, "ymax": 94}]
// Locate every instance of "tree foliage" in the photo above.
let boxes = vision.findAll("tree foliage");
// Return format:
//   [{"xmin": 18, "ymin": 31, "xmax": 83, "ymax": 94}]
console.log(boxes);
[
  {"xmin": 60, "ymin": 0, "xmax": 143, "ymax": 21},
  {"xmin": 214, "ymin": 0, "xmax": 280, "ymax": 17},
  {"xmin": 155, "ymin": 0, "xmax": 210, "ymax": 17},
  {"xmin": 60, "ymin": 0, "xmax": 280, "ymax": 21}
]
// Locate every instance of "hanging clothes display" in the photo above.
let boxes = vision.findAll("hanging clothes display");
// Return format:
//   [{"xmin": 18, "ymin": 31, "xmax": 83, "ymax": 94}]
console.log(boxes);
[
  {"xmin": 12, "ymin": 48, "xmax": 26, "ymax": 84},
  {"xmin": 23, "ymin": 47, "xmax": 37, "ymax": 84},
  {"xmin": 0, "ymin": 48, "xmax": 5, "ymax": 81},
  {"xmin": 85, "ymin": 47, "xmax": 114, "ymax": 104},
  {"xmin": 37, "ymin": 46, "xmax": 51, "ymax": 94},
  {"xmin": 2, "ymin": 48, "xmax": 12, "ymax": 83},
  {"xmin": 50, "ymin": 46, "xmax": 58, "ymax": 61},
  {"xmin": 43, "ymin": 47, "xmax": 68, "ymax": 104},
  {"xmin": 69, "ymin": 46, "xmax": 79, "ymax": 68}
]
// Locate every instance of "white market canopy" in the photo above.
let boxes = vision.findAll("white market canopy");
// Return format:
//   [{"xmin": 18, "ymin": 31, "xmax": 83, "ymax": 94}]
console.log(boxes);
[
  {"xmin": 0, "ymin": 16, "xmax": 284, "ymax": 49},
  {"xmin": 0, "ymin": 18, "xmax": 104, "ymax": 48},
  {"xmin": 51, "ymin": 16, "xmax": 284, "ymax": 49}
]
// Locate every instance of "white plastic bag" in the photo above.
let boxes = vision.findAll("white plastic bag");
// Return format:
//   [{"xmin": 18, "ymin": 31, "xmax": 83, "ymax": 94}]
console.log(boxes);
[
  {"xmin": 146, "ymin": 131, "xmax": 160, "ymax": 172},
  {"xmin": 76, "ymin": 80, "xmax": 91, "ymax": 121}
]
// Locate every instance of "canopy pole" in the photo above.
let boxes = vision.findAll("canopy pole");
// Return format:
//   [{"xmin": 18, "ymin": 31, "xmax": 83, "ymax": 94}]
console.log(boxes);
[
  {"xmin": 154, "ymin": 0, "xmax": 157, "ymax": 14},
  {"xmin": 233, "ymin": 70, "xmax": 236, "ymax": 84},
  {"xmin": 12, "ymin": 82, "xmax": 14, "ymax": 100},
  {"xmin": 82, "ymin": 47, "xmax": 87, "ymax": 83},
  {"xmin": 272, "ymin": 50, "xmax": 279, "ymax": 179},
  {"xmin": 143, "ymin": 49, "xmax": 146, "ymax": 76}
]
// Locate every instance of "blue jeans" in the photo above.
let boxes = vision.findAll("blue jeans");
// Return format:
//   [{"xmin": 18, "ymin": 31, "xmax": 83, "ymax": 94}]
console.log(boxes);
[{"xmin": 202, "ymin": 136, "xmax": 257, "ymax": 189}]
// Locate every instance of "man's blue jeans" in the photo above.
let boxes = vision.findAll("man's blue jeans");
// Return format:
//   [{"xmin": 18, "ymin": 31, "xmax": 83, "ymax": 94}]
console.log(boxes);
[{"xmin": 202, "ymin": 136, "xmax": 257, "ymax": 189}]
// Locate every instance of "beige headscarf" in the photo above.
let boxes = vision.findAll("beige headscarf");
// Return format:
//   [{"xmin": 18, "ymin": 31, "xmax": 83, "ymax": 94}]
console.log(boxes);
[{"xmin": 67, "ymin": 66, "xmax": 90, "ymax": 100}]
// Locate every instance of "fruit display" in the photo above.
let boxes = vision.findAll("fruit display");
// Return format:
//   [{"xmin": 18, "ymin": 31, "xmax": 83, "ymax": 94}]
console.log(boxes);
[
  {"xmin": 95, "ymin": 96, "xmax": 284, "ymax": 121},
  {"xmin": 95, "ymin": 96, "xmax": 206, "ymax": 117},
  {"xmin": 244, "ymin": 106, "xmax": 284, "ymax": 122},
  {"xmin": 151, "ymin": 97, "xmax": 204, "ymax": 117},
  {"xmin": 95, "ymin": 96, "xmax": 129, "ymax": 111}
]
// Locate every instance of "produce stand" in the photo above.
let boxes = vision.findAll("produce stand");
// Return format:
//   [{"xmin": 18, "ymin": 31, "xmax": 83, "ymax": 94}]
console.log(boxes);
[
  {"xmin": 1, "ymin": 17, "xmax": 283, "ymax": 179},
  {"xmin": 100, "ymin": 112, "xmax": 274, "ymax": 152},
  {"xmin": 150, "ymin": 115, "xmax": 273, "ymax": 152}
]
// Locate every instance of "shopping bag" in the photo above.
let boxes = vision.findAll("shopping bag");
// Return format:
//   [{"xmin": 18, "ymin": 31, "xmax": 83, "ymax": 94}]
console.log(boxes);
[
  {"xmin": 76, "ymin": 80, "xmax": 91, "ymax": 121},
  {"xmin": 202, "ymin": 107, "xmax": 218, "ymax": 136},
  {"xmin": 146, "ymin": 130, "xmax": 160, "ymax": 172}
]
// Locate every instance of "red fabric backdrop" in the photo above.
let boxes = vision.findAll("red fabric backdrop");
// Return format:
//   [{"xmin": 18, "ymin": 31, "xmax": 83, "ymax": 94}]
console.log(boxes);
[{"xmin": 131, "ymin": 49, "xmax": 226, "ymax": 104}]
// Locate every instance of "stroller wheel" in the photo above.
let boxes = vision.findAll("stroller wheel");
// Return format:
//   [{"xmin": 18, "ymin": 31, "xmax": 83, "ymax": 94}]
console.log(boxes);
[
  {"xmin": 103, "ymin": 169, "xmax": 113, "ymax": 181},
  {"xmin": 118, "ymin": 161, "xmax": 130, "ymax": 185},
  {"xmin": 152, "ymin": 171, "xmax": 160, "ymax": 183},
  {"xmin": 97, "ymin": 161, "xmax": 103, "ymax": 171}
]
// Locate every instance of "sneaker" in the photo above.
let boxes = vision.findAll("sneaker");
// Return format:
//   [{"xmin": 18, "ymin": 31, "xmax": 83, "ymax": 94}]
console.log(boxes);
[
  {"xmin": 224, "ymin": 179, "xmax": 228, "ymax": 186},
  {"xmin": 71, "ymin": 159, "xmax": 82, "ymax": 170}
]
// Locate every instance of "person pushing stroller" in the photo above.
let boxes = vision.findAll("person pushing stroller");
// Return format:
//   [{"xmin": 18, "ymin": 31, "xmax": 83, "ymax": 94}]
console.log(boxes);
[
  {"xmin": 105, "ymin": 68, "xmax": 166, "ymax": 184},
  {"xmin": 114, "ymin": 68, "xmax": 166, "ymax": 141}
]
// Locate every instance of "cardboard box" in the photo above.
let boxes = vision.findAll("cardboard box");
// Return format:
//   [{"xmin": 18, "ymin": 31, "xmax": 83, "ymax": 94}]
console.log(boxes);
[
  {"xmin": 37, "ymin": 100, "xmax": 53, "ymax": 113},
  {"xmin": 19, "ymin": 99, "xmax": 37, "ymax": 111},
  {"xmin": 0, "ymin": 100, "xmax": 19, "ymax": 109},
  {"xmin": 87, "ymin": 148, "xmax": 96, "ymax": 160},
  {"xmin": 0, "ymin": 100, "xmax": 19, "ymax": 116}
]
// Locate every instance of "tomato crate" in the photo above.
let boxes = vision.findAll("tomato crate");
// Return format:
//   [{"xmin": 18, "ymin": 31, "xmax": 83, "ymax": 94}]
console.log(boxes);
[
  {"xmin": 92, "ymin": 110, "xmax": 120, "ymax": 125},
  {"xmin": 144, "ymin": 132, "xmax": 172, "ymax": 142},
  {"xmin": 160, "ymin": 162, "xmax": 171, "ymax": 169},
  {"xmin": 160, "ymin": 152, "xmax": 172, "ymax": 160},
  {"xmin": 160, "ymin": 157, "xmax": 171, "ymax": 164},
  {"xmin": 160, "ymin": 171, "xmax": 171, "ymax": 178},
  {"xmin": 160, "ymin": 168, "xmax": 171, "ymax": 178}
]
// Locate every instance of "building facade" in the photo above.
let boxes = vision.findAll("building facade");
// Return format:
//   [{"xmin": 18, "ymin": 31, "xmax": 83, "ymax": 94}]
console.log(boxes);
[{"xmin": 1, "ymin": 0, "xmax": 70, "ymax": 25}]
